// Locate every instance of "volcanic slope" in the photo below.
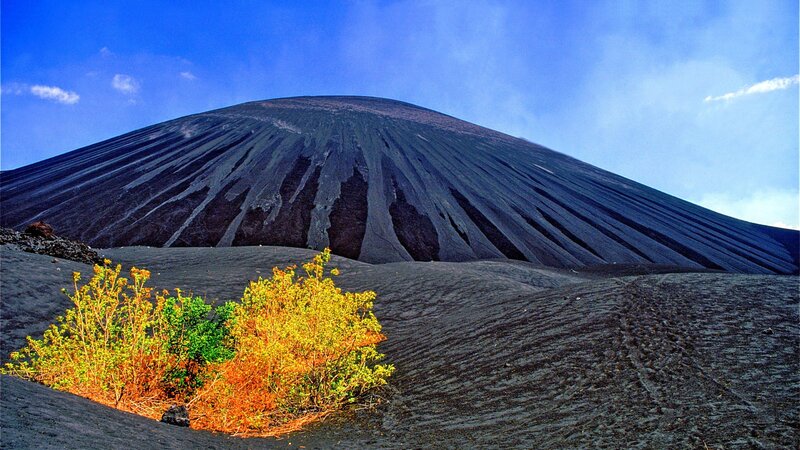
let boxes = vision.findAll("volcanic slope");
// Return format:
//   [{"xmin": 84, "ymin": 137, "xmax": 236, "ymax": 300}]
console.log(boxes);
[{"xmin": 1, "ymin": 96, "xmax": 796, "ymax": 273}]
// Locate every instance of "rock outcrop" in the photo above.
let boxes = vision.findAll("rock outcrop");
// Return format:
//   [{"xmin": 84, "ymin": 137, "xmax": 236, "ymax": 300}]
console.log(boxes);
[{"xmin": 0, "ymin": 225, "xmax": 102, "ymax": 265}]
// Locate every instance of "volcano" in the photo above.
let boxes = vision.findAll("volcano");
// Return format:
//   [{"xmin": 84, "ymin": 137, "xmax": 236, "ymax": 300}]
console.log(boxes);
[{"xmin": 1, "ymin": 96, "xmax": 796, "ymax": 273}]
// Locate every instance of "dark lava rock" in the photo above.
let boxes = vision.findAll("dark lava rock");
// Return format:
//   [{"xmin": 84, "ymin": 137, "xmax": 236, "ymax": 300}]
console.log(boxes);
[
  {"xmin": 0, "ymin": 227, "xmax": 103, "ymax": 265},
  {"xmin": 0, "ymin": 96, "xmax": 797, "ymax": 274},
  {"xmin": 161, "ymin": 405, "xmax": 190, "ymax": 427},
  {"xmin": 24, "ymin": 221, "xmax": 55, "ymax": 239}
]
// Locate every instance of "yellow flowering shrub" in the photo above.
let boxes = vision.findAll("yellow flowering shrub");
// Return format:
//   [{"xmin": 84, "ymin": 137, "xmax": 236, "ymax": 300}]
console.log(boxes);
[
  {"xmin": 3, "ymin": 261, "xmax": 172, "ymax": 417},
  {"xmin": 2, "ymin": 249, "xmax": 393, "ymax": 435},
  {"xmin": 190, "ymin": 248, "xmax": 394, "ymax": 435}
]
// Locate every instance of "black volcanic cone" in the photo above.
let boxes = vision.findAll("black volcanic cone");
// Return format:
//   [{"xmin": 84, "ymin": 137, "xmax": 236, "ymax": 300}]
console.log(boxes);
[{"xmin": 1, "ymin": 96, "xmax": 797, "ymax": 273}]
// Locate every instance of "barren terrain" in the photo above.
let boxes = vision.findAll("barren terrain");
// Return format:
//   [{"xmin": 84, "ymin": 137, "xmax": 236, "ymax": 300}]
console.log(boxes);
[{"xmin": 2, "ymin": 245, "xmax": 797, "ymax": 448}]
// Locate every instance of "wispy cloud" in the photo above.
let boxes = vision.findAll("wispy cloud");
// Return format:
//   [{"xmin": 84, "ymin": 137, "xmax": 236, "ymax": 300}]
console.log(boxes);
[
  {"xmin": 112, "ymin": 74, "xmax": 140, "ymax": 94},
  {"xmin": 704, "ymin": 75, "xmax": 799, "ymax": 102},
  {"xmin": 0, "ymin": 82, "xmax": 28, "ymax": 95},
  {"xmin": 772, "ymin": 221, "xmax": 800, "ymax": 231},
  {"xmin": 179, "ymin": 71, "xmax": 197, "ymax": 80},
  {"xmin": 694, "ymin": 188, "xmax": 799, "ymax": 229},
  {"xmin": 99, "ymin": 46, "xmax": 113, "ymax": 57},
  {"xmin": 30, "ymin": 85, "xmax": 80, "ymax": 104},
  {"xmin": 2, "ymin": 83, "xmax": 80, "ymax": 104}
]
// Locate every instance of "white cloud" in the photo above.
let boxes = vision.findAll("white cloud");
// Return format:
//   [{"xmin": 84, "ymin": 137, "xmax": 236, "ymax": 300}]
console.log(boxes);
[
  {"xmin": 99, "ymin": 47, "xmax": 113, "ymax": 57},
  {"xmin": 29, "ymin": 85, "xmax": 80, "ymax": 104},
  {"xmin": 179, "ymin": 71, "xmax": 197, "ymax": 80},
  {"xmin": 1, "ymin": 83, "xmax": 80, "ymax": 104},
  {"xmin": 704, "ymin": 75, "xmax": 799, "ymax": 102},
  {"xmin": 112, "ymin": 74, "xmax": 140, "ymax": 94},
  {"xmin": 694, "ymin": 188, "xmax": 799, "ymax": 229}
]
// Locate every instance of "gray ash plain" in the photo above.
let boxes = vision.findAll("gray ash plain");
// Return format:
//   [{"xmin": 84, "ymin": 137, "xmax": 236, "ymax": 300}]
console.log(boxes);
[{"xmin": 2, "ymin": 245, "xmax": 797, "ymax": 449}]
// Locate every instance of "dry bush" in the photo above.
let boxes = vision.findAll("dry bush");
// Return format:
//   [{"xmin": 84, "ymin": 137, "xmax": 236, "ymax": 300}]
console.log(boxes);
[{"xmin": 3, "ymin": 250, "xmax": 394, "ymax": 435}]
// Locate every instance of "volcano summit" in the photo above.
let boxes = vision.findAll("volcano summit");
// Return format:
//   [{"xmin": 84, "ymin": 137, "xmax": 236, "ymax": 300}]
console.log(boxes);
[{"xmin": 1, "ymin": 96, "xmax": 796, "ymax": 273}]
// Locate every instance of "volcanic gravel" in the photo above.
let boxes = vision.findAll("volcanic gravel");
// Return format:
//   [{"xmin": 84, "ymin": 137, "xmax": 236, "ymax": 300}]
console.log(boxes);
[{"xmin": 1, "ymin": 245, "xmax": 797, "ymax": 448}]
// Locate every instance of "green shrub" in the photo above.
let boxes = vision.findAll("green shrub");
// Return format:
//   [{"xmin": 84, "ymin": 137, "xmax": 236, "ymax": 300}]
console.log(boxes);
[{"xmin": 161, "ymin": 292, "xmax": 235, "ymax": 396}]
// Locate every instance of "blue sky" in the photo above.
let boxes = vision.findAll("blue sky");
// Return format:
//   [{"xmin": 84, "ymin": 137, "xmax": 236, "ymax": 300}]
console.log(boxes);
[{"xmin": 2, "ymin": 0, "xmax": 798, "ymax": 228}]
